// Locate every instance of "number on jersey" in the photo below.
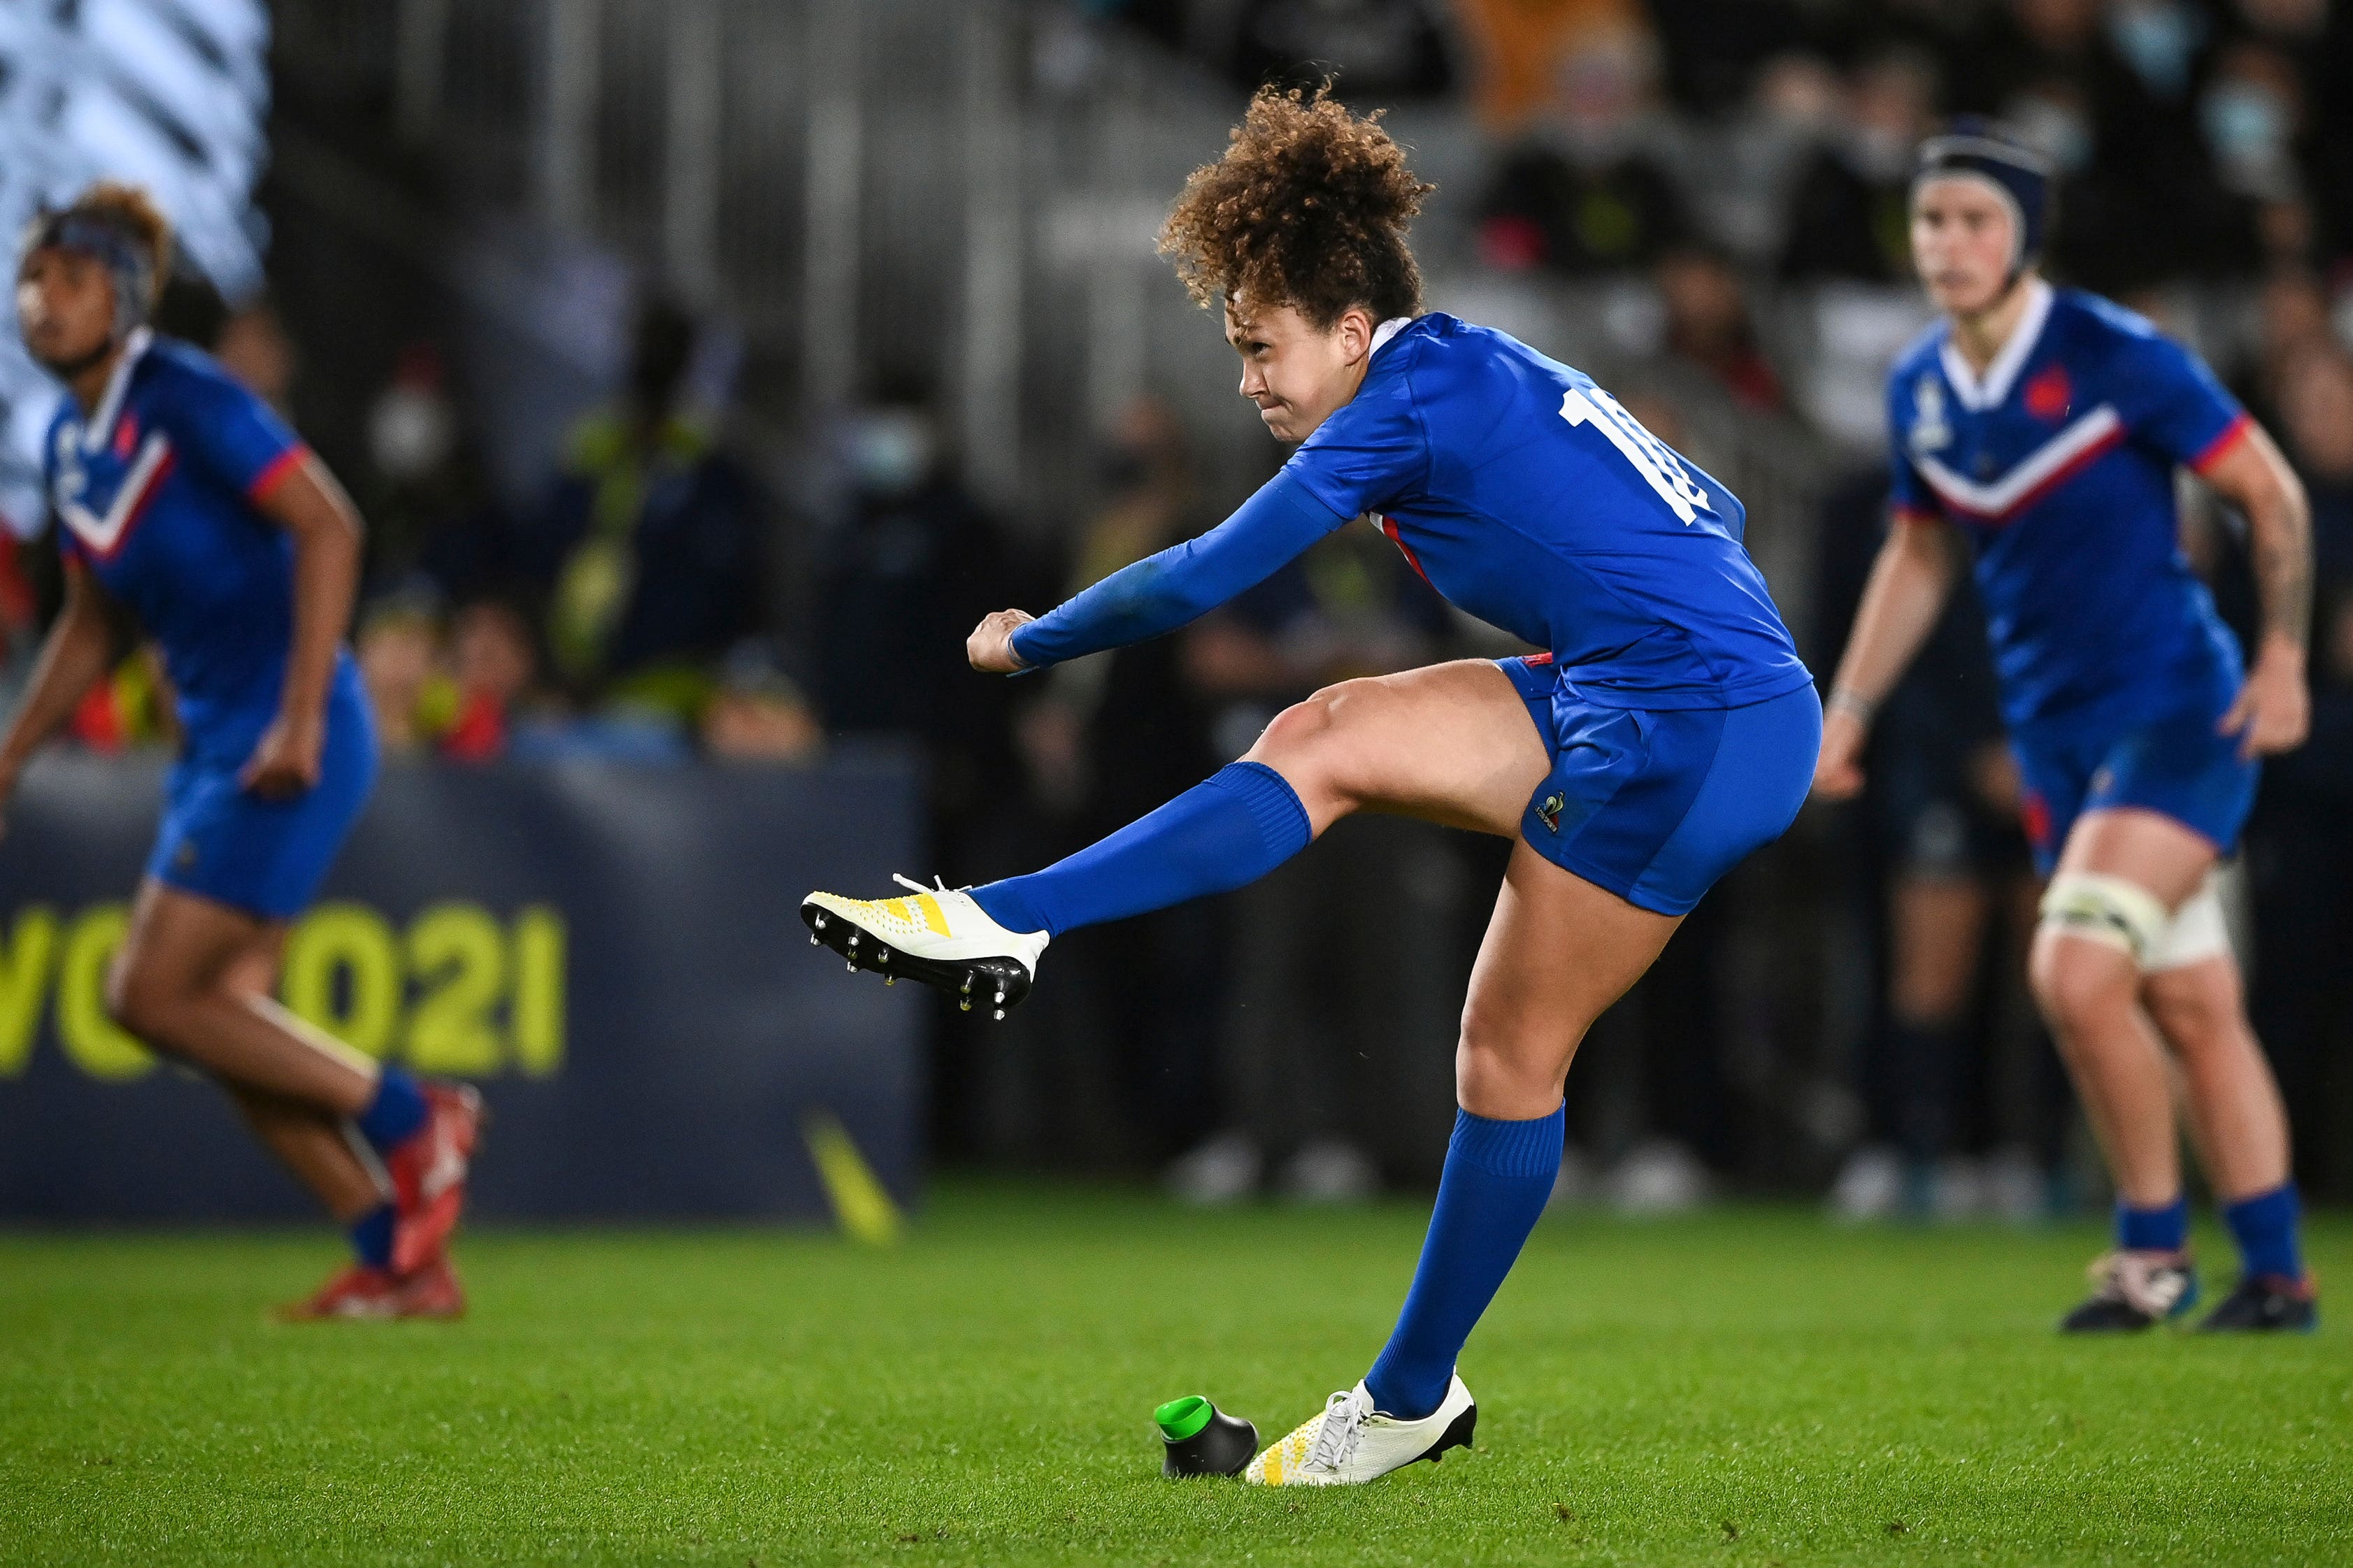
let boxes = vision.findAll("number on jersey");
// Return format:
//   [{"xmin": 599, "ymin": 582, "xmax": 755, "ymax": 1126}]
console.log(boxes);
[{"xmin": 1559, "ymin": 386, "xmax": 1708, "ymax": 524}]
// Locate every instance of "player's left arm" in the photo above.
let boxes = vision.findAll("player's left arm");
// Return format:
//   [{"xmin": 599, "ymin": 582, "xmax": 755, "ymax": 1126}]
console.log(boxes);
[
  {"xmin": 2202, "ymin": 423, "xmax": 2312, "ymax": 759},
  {"xmin": 243, "ymin": 454, "xmax": 364, "ymax": 797},
  {"xmin": 968, "ymin": 470, "xmax": 1347, "ymax": 672}
]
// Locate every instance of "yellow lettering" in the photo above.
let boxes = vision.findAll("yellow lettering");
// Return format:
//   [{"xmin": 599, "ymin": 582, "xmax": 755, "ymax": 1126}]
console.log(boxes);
[
  {"xmin": 510, "ymin": 906, "xmax": 566, "ymax": 1077},
  {"xmin": 282, "ymin": 903, "xmax": 403, "ymax": 1058},
  {"xmin": 0, "ymin": 907, "xmax": 57, "ymax": 1076},
  {"xmin": 55, "ymin": 905, "xmax": 150, "ymax": 1079},
  {"xmin": 405, "ymin": 903, "xmax": 506, "ymax": 1074}
]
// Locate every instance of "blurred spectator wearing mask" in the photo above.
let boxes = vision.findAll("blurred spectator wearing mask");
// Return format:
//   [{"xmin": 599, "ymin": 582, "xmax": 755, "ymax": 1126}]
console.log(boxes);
[
  {"xmin": 1474, "ymin": 25, "xmax": 1690, "ymax": 277},
  {"xmin": 1780, "ymin": 50, "xmax": 1938, "ymax": 285},
  {"xmin": 813, "ymin": 384, "xmax": 1018, "ymax": 870},
  {"xmin": 359, "ymin": 343, "xmax": 513, "ymax": 606},
  {"xmin": 2226, "ymin": 0, "xmax": 2353, "ymax": 270},
  {"xmin": 2246, "ymin": 345, "xmax": 2353, "ymax": 1189},
  {"xmin": 1965, "ymin": 0, "xmax": 2244, "ymax": 289},
  {"xmin": 1160, "ymin": 522, "xmax": 1464, "ymax": 1206},
  {"xmin": 523, "ymin": 298, "xmax": 764, "ymax": 724},
  {"xmin": 813, "ymin": 384, "xmax": 1021, "ymax": 1164},
  {"xmin": 2197, "ymin": 41, "xmax": 2322, "ymax": 271},
  {"xmin": 1009, "ymin": 399, "xmax": 1225, "ymax": 1167}
]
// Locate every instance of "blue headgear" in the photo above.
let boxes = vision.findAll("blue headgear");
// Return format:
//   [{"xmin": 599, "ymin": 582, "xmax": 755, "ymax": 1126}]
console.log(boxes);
[
  {"xmin": 19, "ymin": 207, "xmax": 159, "ymax": 340},
  {"xmin": 1912, "ymin": 120, "xmax": 2054, "ymax": 282}
]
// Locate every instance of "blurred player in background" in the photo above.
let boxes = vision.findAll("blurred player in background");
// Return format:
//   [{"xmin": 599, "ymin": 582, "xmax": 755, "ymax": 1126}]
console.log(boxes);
[
  {"xmin": 0, "ymin": 185, "xmax": 480, "ymax": 1319},
  {"xmin": 1816, "ymin": 127, "xmax": 2318, "ymax": 1332},
  {"xmin": 804, "ymin": 87, "xmax": 1819, "ymax": 1483}
]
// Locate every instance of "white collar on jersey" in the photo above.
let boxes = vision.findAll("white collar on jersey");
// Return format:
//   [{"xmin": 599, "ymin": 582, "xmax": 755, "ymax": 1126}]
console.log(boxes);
[
  {"xmin": 1370, "ymin": 316, "xmax": 1415, "ymax": 359},
  {"xmin": 1938, "ymin": 278, "xmax": 2052, "ymax": 412},
  {"xmin": 78, "ymin": 327, "xmax": 155, "ymax": 454}
]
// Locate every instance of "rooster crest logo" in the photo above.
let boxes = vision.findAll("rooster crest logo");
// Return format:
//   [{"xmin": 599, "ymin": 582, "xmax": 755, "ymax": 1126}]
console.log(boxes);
[{"xmin": 1536, "ymin": 791, "xmax": 1567, "ymax": 833}]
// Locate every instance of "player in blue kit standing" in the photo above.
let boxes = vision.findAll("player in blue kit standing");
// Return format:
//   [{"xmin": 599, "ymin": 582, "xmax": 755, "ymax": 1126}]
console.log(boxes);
[
  {"xmin": 1815, "ymin": 128, "xmax": 2318, "ymax": 1332},
  {"xmin": 0, "ymin": 185, "xmax": 481, "ymax": 1318},
  {"xmin": 801, "ymin": 89, "xmax": 1819, "ymax": 1482}
]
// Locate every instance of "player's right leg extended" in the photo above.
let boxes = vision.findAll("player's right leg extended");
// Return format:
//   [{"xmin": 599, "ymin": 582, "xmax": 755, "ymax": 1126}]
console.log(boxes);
[{"xmin": 802, "ymin": 660, "xmax": 1547, "ymax": 1014}]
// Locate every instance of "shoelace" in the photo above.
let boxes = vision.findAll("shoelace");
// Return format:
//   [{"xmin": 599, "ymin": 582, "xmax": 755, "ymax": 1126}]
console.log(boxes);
[
  {"xmin": 1306, "ymin": 1390, "xmax": 1362, "ymax": 1472},
  {"xmin": 2087, "ymin": 1250, "xmax": 2188, "ymax": 1316},
  {"xmin": 891, "ymin": 873, "xmax": 960, "ymax": 897}
]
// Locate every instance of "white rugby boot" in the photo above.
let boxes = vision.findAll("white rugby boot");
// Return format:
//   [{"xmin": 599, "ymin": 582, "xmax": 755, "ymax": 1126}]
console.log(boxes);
[
  {"xmin": 801, "ymin": 875, "xmax": 1048, "ymax": 1019},
  {"xmin": 1243, "ymin": 1375, "xmax": 1476, "ymax": 1486}
]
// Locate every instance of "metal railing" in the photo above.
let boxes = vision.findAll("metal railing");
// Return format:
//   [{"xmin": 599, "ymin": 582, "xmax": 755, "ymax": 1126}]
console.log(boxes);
[
  {"xmin": 278, "ymin": 0, "xmax": 1836, "ymax": 556},
  {"xmin": 338, "ymin": 0, "xmax": 1243, "ymax": 519}
]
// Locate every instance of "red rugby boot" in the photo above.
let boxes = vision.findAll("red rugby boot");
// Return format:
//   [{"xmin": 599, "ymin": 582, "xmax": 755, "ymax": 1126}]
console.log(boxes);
[
  {"xmin": 386, "ymin": 1081, "xmax": 484, "ymax": 1275},
  {"xmin": 274, "ymin": 1255, "xmax": 466, "ymax": 1321}
]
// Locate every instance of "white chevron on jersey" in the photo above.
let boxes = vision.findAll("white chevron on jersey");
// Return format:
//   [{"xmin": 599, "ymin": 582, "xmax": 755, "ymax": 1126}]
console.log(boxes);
[
  {"xmin": 55, "ymin": 431, "xmax": 175, "ymax": 561},
  {"xmin": 1912, "ymin": 405, "xmax": 2124, "ymax": 524}
]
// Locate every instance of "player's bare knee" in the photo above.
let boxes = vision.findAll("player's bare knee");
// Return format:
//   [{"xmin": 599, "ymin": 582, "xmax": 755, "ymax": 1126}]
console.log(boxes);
[
  {"xmin": 2140, "ymin": 965, "xmax": 2240, "ymax": 1056},
  {"xmin": 1249, "ymin": 691, "xmax": 1334, "ymax": 762},
  {"xmin": 1247, "ymin": 682, "xmax": 1374, "ymax": 812},
  {"xmin": 2029, "ymin": 934, "xmax": 2137, "ymax": 1042},
  {"xmin": 1454, "ymin": 1003, "xmax": 1570, "ymax": 1109},
  {"xmin": 103, "ymin": 955, "xmax": 173, "ymax": 1039}
]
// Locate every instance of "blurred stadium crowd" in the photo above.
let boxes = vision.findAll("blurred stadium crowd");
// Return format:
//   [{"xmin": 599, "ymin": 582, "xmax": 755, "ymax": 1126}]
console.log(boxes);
[{"xmin": 3, "ymin": 0, "xmax": 2351, "ymax": 1208}]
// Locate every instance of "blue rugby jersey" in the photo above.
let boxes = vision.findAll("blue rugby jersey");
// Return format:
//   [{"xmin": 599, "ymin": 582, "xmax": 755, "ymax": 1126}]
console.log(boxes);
[
  {"xmin": 43, "ymin": 330, "xmax": 310, "ymax": 744},
  {"xmin": 1885, "ymin": 282, "xmax": 2251, "ymax": 735},
  {"xmin": 1015, "ymin": 313, "xmax": 1811, "ymax": 710}
]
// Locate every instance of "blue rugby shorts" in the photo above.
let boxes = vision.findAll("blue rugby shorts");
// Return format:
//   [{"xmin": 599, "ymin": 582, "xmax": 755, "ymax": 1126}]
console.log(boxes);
[
  {"xmin": 2010, "ymin": 671, "xmax": 2258, "ymax": 878},
  {"xmin": 148, "ymin": 661, "xmax": 379, "ymax": 921},
  {"xmin": 1498, "ymin": 655, "xmax": 1819, "ymax": 916}
]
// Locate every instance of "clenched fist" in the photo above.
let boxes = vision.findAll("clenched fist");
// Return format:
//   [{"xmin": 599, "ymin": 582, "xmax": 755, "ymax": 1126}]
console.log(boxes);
[{"xmin": 967, "ymin": 609, "xmax": 1036, "ymax": 674}]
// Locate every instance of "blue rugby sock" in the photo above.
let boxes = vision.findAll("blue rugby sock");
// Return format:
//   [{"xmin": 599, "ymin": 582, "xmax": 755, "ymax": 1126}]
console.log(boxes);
[
  {"xmin": 2222, "ymin": 1184, "xmax": 2305, "ymax": 1282},
  {"xmin": 2116, "ymin": 1195, "xmax": 2189, "ymax": 1254},
  {"xmin": 1365, "ymin": 1104, "xmax": 1564, "ymax": 1422},
  {"xmin": 968, "ymin": 761, "xmax": 1311, "ymax": 939},
  {"xmin": 354, "ymin": 1065, "xmax": 428, "ymax": 1154},
  {"xmin": 348, "ymin": 1203, "xmax": 395, "ymax": 1269}
]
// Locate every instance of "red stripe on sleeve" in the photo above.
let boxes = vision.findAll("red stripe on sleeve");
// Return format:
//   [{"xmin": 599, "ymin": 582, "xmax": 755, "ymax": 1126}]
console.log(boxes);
[
  {"xmin": 247, "ymin": 445, "xmax": 309, "ymax": 502},
  {"xmin": 2189, "ymin": 412, "xmax": 2254, "ymax": 475}
]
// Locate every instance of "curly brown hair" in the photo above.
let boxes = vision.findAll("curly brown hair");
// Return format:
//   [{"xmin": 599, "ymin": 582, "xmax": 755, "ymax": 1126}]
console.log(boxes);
[{"xmin": 1159, "ymin": 85, "xmax": 1433, "ymax": 329}]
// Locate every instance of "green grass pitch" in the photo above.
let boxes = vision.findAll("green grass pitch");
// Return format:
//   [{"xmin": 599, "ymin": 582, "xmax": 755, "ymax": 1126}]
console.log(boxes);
[{"xmin": 3, "ymin": 1184, "xmax": 2347, "ymax": 1566}]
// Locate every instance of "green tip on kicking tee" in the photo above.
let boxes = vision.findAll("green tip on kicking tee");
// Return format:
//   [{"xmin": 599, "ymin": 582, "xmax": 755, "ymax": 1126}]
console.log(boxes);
[{"xmin": 1154, "ymin": 1395, "xmax": 1213, "ymax": 1442}]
